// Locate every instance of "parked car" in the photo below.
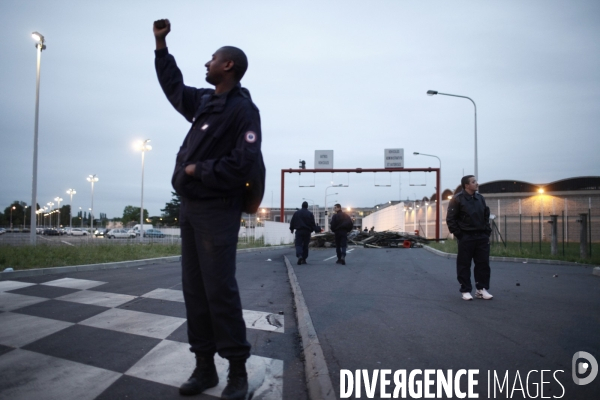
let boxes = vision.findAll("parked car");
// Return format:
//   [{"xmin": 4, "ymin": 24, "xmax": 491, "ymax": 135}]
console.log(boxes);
[
  {"xmin": 0, "ymin": 228, "xmax": 6, "ymax": 235},
  {"xmin": 143, "ymin": 229, "xmax": 165, "ymax": 238},
  {"xmin": 106, "ymin": 229, "xmax": 136, "ymax": 239},
  {"xmin": 94, "ymin": 228, "xmax": 109, "ymax": 237},
  {"xmin": 36, "ymin": 227, "xmax": 44, "ymax": 234},
  {"xmin": 70, "ymin": 228, "xmax": 88, "ymax": 236},
  {"xmin": 58, "ymin": 228, "xmax": 67, "ymax": 235},
  {"xmin": 43, "ymin": 228, "xmax": 60, "ymax": 236}
]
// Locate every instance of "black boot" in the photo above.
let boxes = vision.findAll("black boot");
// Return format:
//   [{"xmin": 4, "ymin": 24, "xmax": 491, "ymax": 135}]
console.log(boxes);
[
  {"xmin": 221, "ymin": 359, "xmax": 248, "ymax": 400},
  {"xmin": 297, "ymin": 257, "xmax": 303, "ymax": 265},
  {"xmin": 341, "ymin": 255, "xmax": 346, "ymax": 265},
  {"xmin": 179, "ymin": 355, "xmax": 219, "ymax": 396}
]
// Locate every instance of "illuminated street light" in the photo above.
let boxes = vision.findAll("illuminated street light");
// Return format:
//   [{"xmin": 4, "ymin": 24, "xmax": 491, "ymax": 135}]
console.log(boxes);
[
  {"xmin": 87, "ymin": 175, "xmax": 98, "ymax": 233},
  {"xmin": 29, "ymin": 31, "xmax": 47, "ymax": 245},
  {"xmin": 10, "ymin": 206, "xmax": 16, "ymax": 230},
  {"xmin": 414, "ymin": 151, "xmax": 442, "ymax": 239},
  {"xmin": 136, "ymin": 140, "xmax": 152, "ymax": 241},
  {"xmin": 66, "ymin": 189, "xmax": 76, "ymax": 230},
  {"xmin": 54, "ymin": 197, "xmax": 63, "ymax": 227},
  {"xmin": 427, "ymin": 90, "xmax": 478, "ymax": 179}
]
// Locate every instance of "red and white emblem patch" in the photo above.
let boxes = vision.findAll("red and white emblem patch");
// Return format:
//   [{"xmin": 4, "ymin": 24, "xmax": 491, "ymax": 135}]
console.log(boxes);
[{"xmin": 245, "ymin": 131, "xmax": 257, "ymax": 143}]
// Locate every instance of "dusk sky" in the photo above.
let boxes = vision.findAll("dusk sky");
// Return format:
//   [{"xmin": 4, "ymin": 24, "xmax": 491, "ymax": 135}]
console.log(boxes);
[{"xmin": 1, "ymin": 0, "xmax": 599, "ymax": 219}]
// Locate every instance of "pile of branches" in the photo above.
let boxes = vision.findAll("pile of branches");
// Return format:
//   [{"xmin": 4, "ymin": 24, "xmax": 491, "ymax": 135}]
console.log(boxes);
[{"xmin": 310, "ymin": 230, "xmax": 429, "ymax": 248}]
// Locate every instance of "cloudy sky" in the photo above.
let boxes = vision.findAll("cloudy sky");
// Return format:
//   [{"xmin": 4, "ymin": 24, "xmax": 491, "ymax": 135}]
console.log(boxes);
[{"xmin": 1, "ymin": 0, "xmax": 599, "ymax": 219}]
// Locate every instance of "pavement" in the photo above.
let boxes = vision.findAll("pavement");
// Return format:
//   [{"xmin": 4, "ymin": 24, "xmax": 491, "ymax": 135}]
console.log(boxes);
[{"xmin": 1, "ymin": 246, "xmax": 599, "ymax": 399}]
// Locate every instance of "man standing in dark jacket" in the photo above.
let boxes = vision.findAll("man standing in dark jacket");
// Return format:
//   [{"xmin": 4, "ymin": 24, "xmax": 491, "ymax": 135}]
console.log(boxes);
[
  {"xmin": 330, "ymin": 204, "xmax": 353, "ymax": 265},
  {"xmin": 289, "ymin": 201, "xmax": 320, "ymax": 265},
  {"xmin": 446, "ymin": 175, "xmax": 494, "ymax": 301},
  {"xmin": 154, "ymin": 19, "xmax": 260, "ymax": 399}
]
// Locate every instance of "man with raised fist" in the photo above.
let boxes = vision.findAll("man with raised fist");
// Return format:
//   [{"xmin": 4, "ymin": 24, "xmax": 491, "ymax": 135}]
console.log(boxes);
[{"xmin": 153, "ymin": 18, "xmax": 262, "ymax": 400}]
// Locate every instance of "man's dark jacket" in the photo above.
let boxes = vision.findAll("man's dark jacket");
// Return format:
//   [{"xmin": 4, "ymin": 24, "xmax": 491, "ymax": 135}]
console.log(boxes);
[
  {"xmin": 446, "ymin": 191, "xmax": 491, "ymax": 238},
  {"xmin": 330, "ymin": 210, "xmax": 353, "ymax": 234},
  {"xmin": 155, "ymin": 48, "xmax": 262, "ymax": 200},
  {"xmin": 290, "ymin": 208, "xmax": 319, "ymax": 234}
]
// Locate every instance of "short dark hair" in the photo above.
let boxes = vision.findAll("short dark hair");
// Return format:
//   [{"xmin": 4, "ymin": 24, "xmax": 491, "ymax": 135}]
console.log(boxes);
[
  {"xmin": 461, "ymin": 175, "xmax": 475, "ymax": 189},
  {"xmin": 217, "ymin": 46, "xmax": 248, "ymax": 81},
  {"xmin": 301, "ymin": 201, "xmax": 308, "ymax": 208},
  {"xmin": 334, "ymin": 203, "xmax": 341, "ymax": 208}
]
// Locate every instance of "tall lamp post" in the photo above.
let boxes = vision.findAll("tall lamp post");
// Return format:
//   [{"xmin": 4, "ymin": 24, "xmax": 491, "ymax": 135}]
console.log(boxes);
[
  {"xmin": 66, "ymin": 189, "xmax": 76, "ymax": 230},
  {"xmin": 87, "ymin": 175, "xmax": 98, "ymax": 234},
  {"xmin": 324, "ymin": 185, "xmax": 345, "ymax": 232},
  {"xmin": 136, "ymin": 140, "xmax": 152, "ymax": 241},
  {"xmin": 47, "ymin": 202, "xmax": 54, "ymax": 227},
  {"xmin": 23, "ymin": 206, "xmax": 28, "ymax": 230},
  {"xmin": 414, "ymin": 152, "xmax": 442, "ymax": 239},
  {"xmin": 427, "ymin": 90, "xmax": 478, "ymax": 179},
  {"xmin": 30, "ymin": 31, "xmax": 46, "ymax": 245},
  {"xmin": 54, "ymin": 197, "xmax": 63, "ymax": 228},
  {"xmin": 10, "ymin": 206, "xmax": 15, "ymax": 230}
]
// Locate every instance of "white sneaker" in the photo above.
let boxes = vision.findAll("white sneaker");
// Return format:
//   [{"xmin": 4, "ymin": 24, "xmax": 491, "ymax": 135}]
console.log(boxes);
[
  {"xmin": 476, "ymin": 288, "xmax": 493, "ymax": 300},
  {"xmin": 462, "ymin": 292, "xmax": 473, "ymax": 301}
]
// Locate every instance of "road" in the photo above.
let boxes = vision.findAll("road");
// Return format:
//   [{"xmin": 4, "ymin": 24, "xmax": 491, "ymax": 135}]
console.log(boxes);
[{"xmin": 1, "ymin": 245, "xmax": 599, "ymax": 399}]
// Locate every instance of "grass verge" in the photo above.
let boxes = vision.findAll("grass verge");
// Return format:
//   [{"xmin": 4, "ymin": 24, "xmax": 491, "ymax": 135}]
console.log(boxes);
[
  {"xmin": 0, "ymin": 243, "xmax": 182, "ymax": 270},
  {"xmin": 427, "ymin": 240, "xmax": 600, "ymax": 265},
  {"xmin": 0, "ymin": 240, "xmax": 291, "ymax": 271}
]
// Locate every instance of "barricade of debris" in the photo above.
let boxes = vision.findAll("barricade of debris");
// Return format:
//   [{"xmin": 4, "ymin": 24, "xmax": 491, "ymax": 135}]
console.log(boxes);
[{"xmin": 310, "ymin": 230, "xmax": 429, "ymax": 248}]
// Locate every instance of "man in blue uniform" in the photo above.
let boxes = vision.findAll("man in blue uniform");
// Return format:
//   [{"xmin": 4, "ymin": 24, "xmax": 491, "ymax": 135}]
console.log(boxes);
[
  {"xmin": 289, "ymin": 201, "xmax": 321, "ymax": 265},
  {"xmin": 154, "ymin": 19, "xmax": 261, "ymax": 399},
  {"xmin": 446, "ymin": 176, "xmax": 493, "ymax": 301},
  {"xmin": 330, "ymin": 204, "xmax": 353, "ymax": 265}
]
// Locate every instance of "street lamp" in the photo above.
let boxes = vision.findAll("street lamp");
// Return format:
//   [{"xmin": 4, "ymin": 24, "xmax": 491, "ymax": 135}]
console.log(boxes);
[
  {"xmin": 29, "ymin": 32, "xmax": 46, "ymax": 245},
  {"xmin": 47, "ymin": 202, "xmax": 54, "ymax": 227},
  {"xmin": 79, "ymin": 207, "xmax": 83, "ymax": 227},
  {"xmin": 10, "ymin": 206, "xmax": 15, "ymax": 230},
  {"xmin": 414, "ymin": 152, "xmax": 442, "ymax": 239},
  {"xmin": 87, "ymin": 175, "xmax": 98, "ymax": 234},
  {"xmin": 23, "ymin": 206, "xmax": 28, "ymax": 230},
  {"xmin": 427, "ymin": 90, "xmax": 478, "ymax": 179},
  {"xmin": 324, "ymin": 185, "xmax": 345, "ymax": 232},
  {"xmin": 66, "ymin": 189, "xmax": 76, "ymax": 230},
  {"xmin": 136, "ymin": 139, "xmax": 152, "ymax": 241},
  {"xmin": 54, "ymin": 197, "xmax": 63, "ymax": 228}
]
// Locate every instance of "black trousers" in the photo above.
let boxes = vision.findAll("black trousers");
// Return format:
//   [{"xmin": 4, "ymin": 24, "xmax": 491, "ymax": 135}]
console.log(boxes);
[
  {"xmin": 334, "ymin": 231, "xmax": 348, "ymax": 259},
  {"xmin": 180, "ymin": 197, "xmax": 250, "ymax": 360},
  {"xmin": 295, "ymin": 230, "xmax": 311, "ymax": 259},
  {"xmin": 456, "ymin": 232, "xmax": 491, "ymax": 293}
]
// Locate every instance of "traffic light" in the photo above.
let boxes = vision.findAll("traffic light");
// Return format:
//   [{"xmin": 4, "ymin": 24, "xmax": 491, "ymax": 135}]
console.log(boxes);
[{"xmin": 299, "ymin": 159, "xmax": 306, "ymax": 169}]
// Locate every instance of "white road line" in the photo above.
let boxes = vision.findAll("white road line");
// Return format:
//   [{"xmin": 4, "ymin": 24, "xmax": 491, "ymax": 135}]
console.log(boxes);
[
  {"xmin": 61, "ymin": 241, "xmax": 75, "ymax": 246},
  {"xmin": 323, "ymin": 248, "xmax": 354, "ymax": 261}
]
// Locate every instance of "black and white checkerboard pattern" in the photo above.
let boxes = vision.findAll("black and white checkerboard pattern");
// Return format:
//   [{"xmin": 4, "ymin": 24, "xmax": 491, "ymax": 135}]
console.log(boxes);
[{"xmin": 0, "ymin": 278, "xmax": 284, "ymax": 400}]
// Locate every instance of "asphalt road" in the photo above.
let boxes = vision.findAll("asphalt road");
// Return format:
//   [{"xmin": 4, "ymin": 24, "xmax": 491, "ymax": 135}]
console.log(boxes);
[
  {"xmin": 289, "ymin": 246, "xmax": 600, "ymax": 399},
  {"xmin": 2, "ymin": 244, "xmax": 599, "ymax": 399}
]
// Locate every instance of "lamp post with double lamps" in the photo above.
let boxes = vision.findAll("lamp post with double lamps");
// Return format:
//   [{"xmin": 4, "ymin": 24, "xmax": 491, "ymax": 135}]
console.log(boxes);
[
  {"xmin": 54, "ymin": 197, "xmax": 63, "ymax": 228},
  {"xmin": 136, "ymin": 140, "xmax": 152, "ymax": 241},
  {"xmin": 414, "ymin": 152, "xmax": 442, "ymax": 239},
  {"xmin": 66, "ymin": 189, "xmax": 76, "ymax": 230},
  {"xmin": 29, "ymin": 31, "xmax": 46, "ymax": 244},
  {"xmin": 87, "ymin": 175, "xmax": 98, "ymax": 234},
  {"xmin": 427, "ymin": 90, "xmax": 478, "ymax": 179},
  {"xmin": 46, "ymin": 202, "xmax": 54, "ymax": 227}
]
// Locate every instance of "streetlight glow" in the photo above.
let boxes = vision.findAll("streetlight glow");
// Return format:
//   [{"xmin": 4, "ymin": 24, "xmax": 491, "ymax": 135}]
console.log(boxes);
[
  {"xmin": 87, "ymin": 174, "xmax": 98, "ymax": 233},
  {"xmin": 137, "ymin": 139, "xmax": 152, "ymax": 241},
  {"xmin": 30, "ymin": 31, "xmax": 46, "ymax": 244}
]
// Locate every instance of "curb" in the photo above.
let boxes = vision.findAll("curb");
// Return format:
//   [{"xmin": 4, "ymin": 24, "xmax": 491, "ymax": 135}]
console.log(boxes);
[
  {"xmin": 0, "ymin": 245, "xmax": 292, "ymax": 281},
  {"xmin": 284, "ymin": 256, "xmax": 336, "ymax": 400},
  {"xmin": 424, "ymin": 245, "xmax": 599, "ymax": 271}
]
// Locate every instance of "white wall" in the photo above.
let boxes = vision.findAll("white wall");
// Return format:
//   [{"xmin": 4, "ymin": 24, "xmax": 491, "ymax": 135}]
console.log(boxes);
[
  {"xmin": 263, "ymin": 221, "xmax": 294, "ymax": 245},
  {"xmin": 362, "ymin": 202, "xmax": 406, "ymax": 232}
]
